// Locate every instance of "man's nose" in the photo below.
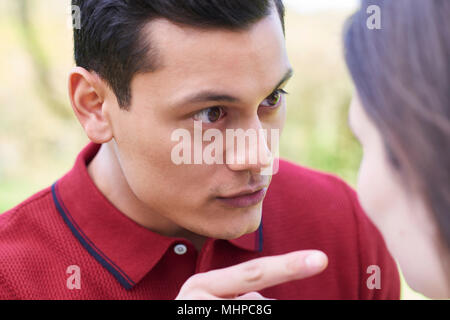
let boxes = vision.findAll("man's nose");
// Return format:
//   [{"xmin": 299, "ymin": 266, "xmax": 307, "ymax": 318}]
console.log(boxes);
[{"xmin": 225, "ymin": 118, "xmax": 274, "ymax": 174}]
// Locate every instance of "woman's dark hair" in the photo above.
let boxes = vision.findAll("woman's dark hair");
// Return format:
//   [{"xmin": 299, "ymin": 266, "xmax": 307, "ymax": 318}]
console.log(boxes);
[
  {"xmin": 72, "ymin": 0, "xmax": 285, "ymax": 109},
  {"xmin": 344, "ymin": 0, "xmax": 450, "ymax": 250}
]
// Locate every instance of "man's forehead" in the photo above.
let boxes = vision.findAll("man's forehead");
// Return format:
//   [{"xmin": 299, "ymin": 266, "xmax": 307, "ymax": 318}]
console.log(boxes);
[
  {"xmin": 138, "ymin": 10, "xmax": 289, "ymax": 103},
  {"xmin": 145, "ymin": 8, "xmax": 287, "ymax": 71}
]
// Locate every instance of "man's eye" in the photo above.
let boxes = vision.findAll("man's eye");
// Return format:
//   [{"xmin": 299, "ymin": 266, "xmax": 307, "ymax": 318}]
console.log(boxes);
[
  {"xmin": 192, "ymin": 106, "xmax": 226, "ymax": 123},
  {"xmin": 260, "ymin": 89, "xmax": 288, "ymax": 108}
]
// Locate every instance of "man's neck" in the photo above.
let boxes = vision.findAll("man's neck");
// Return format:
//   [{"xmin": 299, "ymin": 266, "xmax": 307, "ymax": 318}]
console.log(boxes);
[{"xmin": 87, "ymin": 141, "xmax": 207, "ymax": 251}]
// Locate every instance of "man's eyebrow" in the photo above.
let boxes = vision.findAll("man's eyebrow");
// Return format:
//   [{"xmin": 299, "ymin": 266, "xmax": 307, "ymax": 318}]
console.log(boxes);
[
  {"xmin": 274, "ymin": 68, "xmax": 294, "ymax": 90},
  {"xmin": 175, "ymin": 68, "xmax": 294, "ymax": 107}
]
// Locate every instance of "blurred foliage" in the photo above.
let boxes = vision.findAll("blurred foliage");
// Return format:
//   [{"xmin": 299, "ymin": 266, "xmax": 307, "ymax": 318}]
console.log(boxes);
[
  {"xmin": 0, "ymin": 0, "xmax": 425, "ymax": 300},
  {"xmin": 16, "ymin": 0, "xmax": 72, "ymax": 119},
  {"xmin": 282, "ymin": 11, "xmax": 361, "ymax": 184},
  {"xmin": 0, "ymin": 0, "xmax": 89, "ymax": 211}
]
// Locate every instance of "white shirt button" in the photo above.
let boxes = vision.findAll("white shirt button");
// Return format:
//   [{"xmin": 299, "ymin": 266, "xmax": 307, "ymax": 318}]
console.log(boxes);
[{"xmin": 174, "ymin": 244, "xmax": 187, "ymax": 255}]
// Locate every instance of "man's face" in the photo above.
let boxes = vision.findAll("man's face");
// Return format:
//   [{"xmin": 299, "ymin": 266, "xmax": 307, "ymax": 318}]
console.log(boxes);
[{"xmin": 103, "ymin": 9, "xmax": 292, "ymax": 240}]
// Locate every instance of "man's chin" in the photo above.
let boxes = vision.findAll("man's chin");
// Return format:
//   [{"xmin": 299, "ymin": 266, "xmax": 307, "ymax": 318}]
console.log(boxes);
[
  {"xmin": 181, "ymin": 201, "xmax": 262, "ymax": 240},
  {"xmin": 213, "ymin": 205, "xmax": 262, "ymax": 240}
]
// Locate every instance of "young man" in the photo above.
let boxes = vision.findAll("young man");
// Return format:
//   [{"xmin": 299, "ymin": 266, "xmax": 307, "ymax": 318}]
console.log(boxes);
[{"xmin": 0, "ymin": 0, "xmax": 400, "ymax": 299}]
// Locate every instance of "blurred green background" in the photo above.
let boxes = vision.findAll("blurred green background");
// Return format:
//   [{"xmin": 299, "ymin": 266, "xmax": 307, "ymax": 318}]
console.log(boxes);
[{"xmin": 0, "ymin": 0, "xmax": 426, "ymax": 299}]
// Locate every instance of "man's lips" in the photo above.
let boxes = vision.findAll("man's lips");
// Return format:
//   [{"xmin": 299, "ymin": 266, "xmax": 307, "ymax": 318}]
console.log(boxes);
[{"xmin": 216, "ymin": 187, "xmax": 268, "ymax": 208}]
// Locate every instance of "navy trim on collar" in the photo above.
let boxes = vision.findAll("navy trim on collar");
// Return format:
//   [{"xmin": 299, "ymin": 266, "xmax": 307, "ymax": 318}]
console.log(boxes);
[{"xmin": 52, "ymin": 182, "xmax": 135, "ymax": 290}]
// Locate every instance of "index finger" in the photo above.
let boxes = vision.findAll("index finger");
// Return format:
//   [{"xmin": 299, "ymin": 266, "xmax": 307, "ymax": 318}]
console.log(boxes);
[{"xmin": 184, "ymin": 250, "xmax": 328, "ymax": 297}]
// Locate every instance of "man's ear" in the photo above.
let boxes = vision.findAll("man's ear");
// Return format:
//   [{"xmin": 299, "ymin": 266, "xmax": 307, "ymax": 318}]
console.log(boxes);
[{"xmin": 68, "ymin": 67, "xmax": 113, "ymax": 144}]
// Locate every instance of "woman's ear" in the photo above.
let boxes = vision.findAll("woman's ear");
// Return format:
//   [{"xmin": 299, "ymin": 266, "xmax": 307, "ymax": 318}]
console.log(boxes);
[{"xmin": 68, "ymin": 67, "xmax": 113, "ymax": 144}]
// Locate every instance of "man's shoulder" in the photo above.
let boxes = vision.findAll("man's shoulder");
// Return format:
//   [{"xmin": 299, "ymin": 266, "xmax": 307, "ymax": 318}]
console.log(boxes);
[
  {"xmin": 0, "ymin": 186, "xmax": 53, "ymax": 229},
  {"xmin": 0, "ymin": 186, "xmax": 56, "ymax": 259},
  {"xmin": 261, "ymin": 159, "xmax": 401, "ymax": 299},
  {"xmin": 263, "ymin": 158, "xmax": 362, "ymax": 251},
  {"xmin": 277, "ymin": 158, "xmax": 348, "ymax": 185},
  {"xmin": 268, "ymin": 158, "xmax": 354, "ymax": 210},
  {"xmin": 0, "ymin": 185, "xmax": 79, "ymax": 299}
]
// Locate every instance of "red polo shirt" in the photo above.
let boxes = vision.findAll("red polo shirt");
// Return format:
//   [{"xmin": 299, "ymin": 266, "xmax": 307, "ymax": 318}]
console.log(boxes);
[{"xmin": 0, "ymin": 142, "xmax": 400, "ymax": 299}]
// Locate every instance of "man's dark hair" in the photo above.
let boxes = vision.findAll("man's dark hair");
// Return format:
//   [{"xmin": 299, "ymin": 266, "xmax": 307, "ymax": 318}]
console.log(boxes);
[{"xmin": 72, "ymin": 0, "xmax": 286, "ymax": 109}]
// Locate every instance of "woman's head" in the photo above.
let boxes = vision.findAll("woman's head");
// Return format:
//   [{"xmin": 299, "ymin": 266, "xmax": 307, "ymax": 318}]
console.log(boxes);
[{"xmin": 344, "ymin": 0, "xmax": 450, "ymax": 298}]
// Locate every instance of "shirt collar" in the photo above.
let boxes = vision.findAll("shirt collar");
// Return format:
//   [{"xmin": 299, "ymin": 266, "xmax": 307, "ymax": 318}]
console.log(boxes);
[{"xmin": 52, "ymin": 142, "xmax": 262, "ymax": 290}]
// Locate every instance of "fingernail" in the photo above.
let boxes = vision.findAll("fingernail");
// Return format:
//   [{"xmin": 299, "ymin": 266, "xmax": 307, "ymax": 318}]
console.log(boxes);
[{"xmin": 305, "ymin": 252, "xmax": 326, "ymax": 269}]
